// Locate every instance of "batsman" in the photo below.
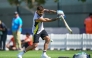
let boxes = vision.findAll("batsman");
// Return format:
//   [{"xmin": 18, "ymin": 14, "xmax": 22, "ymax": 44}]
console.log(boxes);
[{"xmin": 17, "ymin": 6, "xmax": 65, "ymax": 58}]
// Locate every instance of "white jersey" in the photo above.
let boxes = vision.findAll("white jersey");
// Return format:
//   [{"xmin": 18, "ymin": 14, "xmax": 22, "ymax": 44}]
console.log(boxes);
[{"xmin": 32, "ymin": 12, "xmax": 44, "ymax": 34}]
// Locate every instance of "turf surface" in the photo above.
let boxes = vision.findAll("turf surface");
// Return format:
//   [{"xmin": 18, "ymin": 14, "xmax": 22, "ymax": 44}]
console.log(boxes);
[{"xmin": 0, "ymin": 50, "xmax": 92, "ymax": 58}]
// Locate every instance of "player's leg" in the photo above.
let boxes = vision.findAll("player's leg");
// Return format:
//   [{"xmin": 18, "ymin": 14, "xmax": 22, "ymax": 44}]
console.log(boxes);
[
  {"xmin": 18, "ymin": 43, "xmax": 38, "ymax": 58},
  {"xmin": 43, "ymin": 36, "xmax": 50, "ymax": 50},
  {"xmin": 40, "ymin": 30, "xmax": 51, "ymax": 58},
  {"xmin": 24, "ymin": 43, "xmax": 38, "ymax": 51},
  {"xmin": 17, "ymin": 34, "xmax": 40, "ymax": 58},
  {"xmin": 41, "ymin": 36, "xmax": 51, "ymax": 58}
]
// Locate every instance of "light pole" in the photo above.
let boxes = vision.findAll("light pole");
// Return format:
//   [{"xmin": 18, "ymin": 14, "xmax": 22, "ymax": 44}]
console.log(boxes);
[
  {"xmin": 16, "ymin": 0, "xmax": 21, "ymax": 14},
  {"xmin": 57, "ymin": 0, "xmax": 60, "ymax": 27},
  {"xmin": 57, "ymin": 0, "xmax": 60, "ymax": 10},
  {"xmin": 16, "ymin": 5, "xmax": 20, "ymax": 14}
]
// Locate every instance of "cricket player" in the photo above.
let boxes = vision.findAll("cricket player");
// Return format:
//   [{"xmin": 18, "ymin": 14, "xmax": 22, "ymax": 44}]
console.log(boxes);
[{"xmin": 17, "ymin": 6, "xmax": 65, "ymax": 58}]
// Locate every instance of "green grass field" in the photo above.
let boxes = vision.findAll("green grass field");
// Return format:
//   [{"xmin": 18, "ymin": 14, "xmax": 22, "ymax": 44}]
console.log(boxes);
[{"xmin": 0, "ymin": 50, "xmax": 92, "ymax": 58}]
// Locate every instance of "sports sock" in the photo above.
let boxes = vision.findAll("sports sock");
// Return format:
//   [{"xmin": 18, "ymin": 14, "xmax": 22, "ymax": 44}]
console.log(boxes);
[
  {"xmin": 43, "ymin": 50, "xmax": 47, "ymax": 54},
  {"xmin": 18, "ymin": 50, "xmax": 26, "ymax": 56}
]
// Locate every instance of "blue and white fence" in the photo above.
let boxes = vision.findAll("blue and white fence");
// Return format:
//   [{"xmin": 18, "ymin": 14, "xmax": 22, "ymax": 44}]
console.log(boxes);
[{"xmin": 6, "ymin": 34, "xmax": 92, "ymax": 50}]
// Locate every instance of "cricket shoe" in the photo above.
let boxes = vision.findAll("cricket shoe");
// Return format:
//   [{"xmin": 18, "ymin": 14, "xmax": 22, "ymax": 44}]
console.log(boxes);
[
  {"xmin": 41, "ymin": 53, "xmax": 51, "ymax": 58},
  {"xmin": 17, "ymin": 52, "xmax": 24, "ymax": 58},
  {"xmin": 17, "ymin": 55, "xmax": 22, "ymax": 58}
]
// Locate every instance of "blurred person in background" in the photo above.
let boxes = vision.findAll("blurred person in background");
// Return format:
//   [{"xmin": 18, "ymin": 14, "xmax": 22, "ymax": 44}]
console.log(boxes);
[
  {"xmin": 0, "ymin": 20, "xmax": 8, "ymax": 51},
  {"xmin": 6, "ymin": 32, "xmax": 33, "ymax": 51},
  {"xmin": 21, "ymin": 32, "xmax": 33, "ymax": 49},
  {"xmin": 84, "ymin": 13, "xmax": 92, "ymax": 34},
  {"xmin": 6, "ymin": 36, "xmax": 16, "ymax": 50},
  {"xmin": 12, "ymin": 11, "xmax": 23, "ymax": 50}
]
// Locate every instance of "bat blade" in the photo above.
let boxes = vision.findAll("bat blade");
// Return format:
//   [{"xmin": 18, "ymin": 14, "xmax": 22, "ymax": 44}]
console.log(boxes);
[{"xmin": 60, "ymin": 16, "xmax": 72, "ymax": 34}]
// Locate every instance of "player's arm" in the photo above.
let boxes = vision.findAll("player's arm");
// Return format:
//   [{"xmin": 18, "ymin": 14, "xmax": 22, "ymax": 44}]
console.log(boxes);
[
  {"xmin": 44, "ymin": 9, "xmax": 57, "ymax": 13},
  {"xmin": 35, "ymin": 17, "xmax": 59, "ymax": 22}
]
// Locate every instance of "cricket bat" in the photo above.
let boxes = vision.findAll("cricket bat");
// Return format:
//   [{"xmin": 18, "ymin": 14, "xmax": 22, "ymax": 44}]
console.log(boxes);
[{"xmin": 60, "ymin": 15, "xmax": 73, "ymax": 34}]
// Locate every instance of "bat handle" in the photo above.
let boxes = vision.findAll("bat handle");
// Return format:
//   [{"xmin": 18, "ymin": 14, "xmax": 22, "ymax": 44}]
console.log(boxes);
[{"xmin": 70, "ymin": 32, "xmax": 73, "ymax": 34}]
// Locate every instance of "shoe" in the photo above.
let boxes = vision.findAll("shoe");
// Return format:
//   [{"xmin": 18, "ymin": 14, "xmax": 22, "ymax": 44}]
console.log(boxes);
[
  {"xmin": 17, "ymin": 52, "xmax": 24, "ymax": 58},
  {"xmin": 17, "ymin": 55, "xmax": 22, "ymax": 58},
  {"xmin": 41, "ymin": 53, "xmax": 51, "ymax": 58}
]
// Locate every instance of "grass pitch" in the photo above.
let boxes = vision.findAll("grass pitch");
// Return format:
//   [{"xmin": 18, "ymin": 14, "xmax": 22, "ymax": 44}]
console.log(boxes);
[{"xmin": 0, "ymin": 50, "xmax": 92, "ymax": 58}]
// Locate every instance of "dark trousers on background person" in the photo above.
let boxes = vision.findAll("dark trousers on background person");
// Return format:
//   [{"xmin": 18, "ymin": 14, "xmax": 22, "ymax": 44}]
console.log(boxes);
[
  {"xmin": 0, "ymin": 32, "xmax": 7, "ymax": 50},
  {"xmin": 22, "ymin": 42, "xmax": 29, "ymax": 48},
  {"xmin": 21, "ymin": 40, "xmax": 29, "ymax": 49}
]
